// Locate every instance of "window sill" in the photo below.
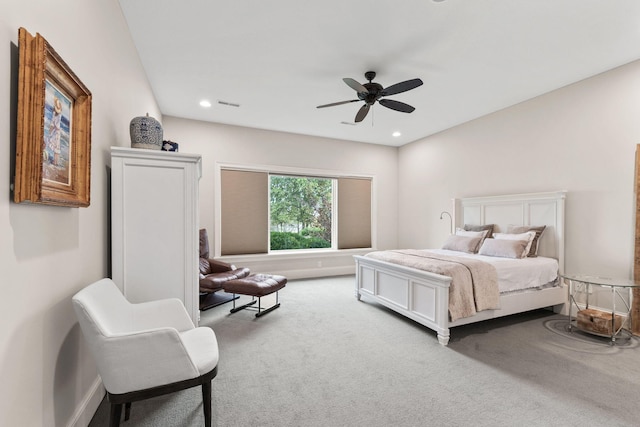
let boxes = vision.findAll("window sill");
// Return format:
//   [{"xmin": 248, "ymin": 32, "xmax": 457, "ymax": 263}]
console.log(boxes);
[{"xmin": 217, "ymin": 247, "xmax": 373, "ymax": 263}]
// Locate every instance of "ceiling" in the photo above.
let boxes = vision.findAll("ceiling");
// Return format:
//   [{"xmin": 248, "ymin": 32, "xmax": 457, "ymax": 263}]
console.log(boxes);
[{"xmin": 118, "ymin": 0, "xmax": 640, "ymax": 147}]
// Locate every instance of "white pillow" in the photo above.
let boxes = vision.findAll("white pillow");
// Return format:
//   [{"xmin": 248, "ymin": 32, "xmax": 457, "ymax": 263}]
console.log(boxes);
[
  {"xmin": 478, "ymin": 239, "xmax": 529, "ymax": 259},
  {"xmin": 493, "ymin": 231, "xmax": 536, "ymax": 259}
]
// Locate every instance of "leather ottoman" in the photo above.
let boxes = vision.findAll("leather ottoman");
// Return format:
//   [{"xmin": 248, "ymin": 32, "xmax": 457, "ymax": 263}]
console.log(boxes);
[{"xmin": 222, "ymin": 274, "xmax": 287, "ymax": 317}]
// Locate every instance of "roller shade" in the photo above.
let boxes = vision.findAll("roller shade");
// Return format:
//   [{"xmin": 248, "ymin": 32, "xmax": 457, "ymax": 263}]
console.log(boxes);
[
  {"xmin": 220, "ymin": 169, "xmax": 268, "ymax": 255},
  {"xmin": 338, "ymin": 178, "xmax": 372, "ymax": 249}
]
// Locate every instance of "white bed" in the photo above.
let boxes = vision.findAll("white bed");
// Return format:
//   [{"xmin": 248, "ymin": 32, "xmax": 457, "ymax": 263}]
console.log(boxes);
[{"xmin": 354, "ymin": 191, "xmax": 567, "ymax": 345}]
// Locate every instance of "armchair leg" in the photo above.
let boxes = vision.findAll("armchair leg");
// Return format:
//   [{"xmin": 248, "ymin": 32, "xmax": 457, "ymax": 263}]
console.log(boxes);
[
  {"xmin": 109, "ymin": 403, "xmax": 122, "ymax": 427},
  {"xmin": 202, "ymin": 381, "xmax": 212, "ymax": 427},
  {"xmin": 124, "ymin": 402, "xmax": 132, "ymax": 421},
  {"xmin": 106, "ymin": 367, "xmax": 217, "ymax": 427}
]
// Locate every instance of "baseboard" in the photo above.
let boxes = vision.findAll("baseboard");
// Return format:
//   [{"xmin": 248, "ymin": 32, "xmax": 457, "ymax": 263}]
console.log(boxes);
[
  {"xmin": 279, "ymin": 266, "xmax": 354, "ymax": 280},
  {"xmin": 67, "ymin": 376, "xmax": 105, "ymax": 427}
]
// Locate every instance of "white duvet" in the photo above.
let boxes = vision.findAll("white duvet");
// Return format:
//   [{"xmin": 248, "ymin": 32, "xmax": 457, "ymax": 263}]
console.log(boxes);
[{"xmin": 427, "ymin": 249, "xmax": 559, "ymax": 294}]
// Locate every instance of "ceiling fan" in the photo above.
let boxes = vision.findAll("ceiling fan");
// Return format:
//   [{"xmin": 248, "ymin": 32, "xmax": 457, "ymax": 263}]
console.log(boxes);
[{"xmin": 317, "ymin": 71, "xmax": 423, "ymax": 123}]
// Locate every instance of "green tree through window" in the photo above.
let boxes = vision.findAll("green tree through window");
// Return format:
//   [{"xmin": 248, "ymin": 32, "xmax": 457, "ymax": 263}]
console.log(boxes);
[{"xmin": 270, "ymin": 175, "xmax": 332, "ymax": 250}]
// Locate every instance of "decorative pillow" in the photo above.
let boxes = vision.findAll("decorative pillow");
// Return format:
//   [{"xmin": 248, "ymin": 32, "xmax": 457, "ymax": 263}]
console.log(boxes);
[
  {"xmin": 493, "ymin": 231, "xmax": 536, "ymax": 259},
  {"xmin": 455, "ymin": 227, "xmax": 488, "ymax": 238},
  {"xmin": 442, "ymin": 235, "xmax": 483, "ymax": 253},
  {"xmin": 456, "ymin": 227, "xmax": 487, "ymax": 238},
  {"xmin": 454, "ymin": 228, "xmax": 488, "ymax": 251},
  {"xmin": 478, "ymin": 238, "xmax": 529, "ymax": 259},
  {"xmin": 507, "ymin": 225, "xmax": 546, "ymax": 257},
  {"xmin": 463, "ymin": 224, "xmax": 495, "ymax": 239}
]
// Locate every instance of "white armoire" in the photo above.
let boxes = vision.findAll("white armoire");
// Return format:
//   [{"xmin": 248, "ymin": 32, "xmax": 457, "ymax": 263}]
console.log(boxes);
[{"xmin": 110, "ymin": 147, "xmax": 202, "ymax": 325}]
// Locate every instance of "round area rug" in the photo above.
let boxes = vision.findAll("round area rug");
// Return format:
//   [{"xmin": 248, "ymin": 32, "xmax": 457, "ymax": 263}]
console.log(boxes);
[{"xmin": 543, "ymin": 317, "xmax": 639, "ymax": 353}]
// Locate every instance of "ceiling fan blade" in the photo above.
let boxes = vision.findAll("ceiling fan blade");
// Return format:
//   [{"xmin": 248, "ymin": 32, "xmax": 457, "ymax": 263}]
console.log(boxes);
[
  {"xmin": 343, "ymin": 78, "xmax": 369, "ymax": 94},
  {"xmin": 379, "ymin": 99, "xmax": 415, "ymax": 113},
  {"xmin": 354, "ymin": 104, "xmax": 370, "ymax": 122},
  {"xmin": 317, "ymin": 99, "xmax": 360, "ymax": 109},
  {"xmin": 380, "ymin": 78, "xmax": 423, "ymax": 97}
]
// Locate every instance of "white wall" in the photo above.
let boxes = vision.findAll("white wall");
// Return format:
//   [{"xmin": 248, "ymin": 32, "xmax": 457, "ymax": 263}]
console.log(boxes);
[
  {"xmin": 162, "ymin": 116, "xmax": 399, "ymax": 278},
  {"xmin": 2, "ymin": 2, "xmax": 638, "ymax": 424},
  {"xmin": 398, "ymin": 59, "xmax": 640, "ymax": 280},
  {"xmin": 0, "ymin": 1, "xmax": 160, "ymax": 426}
]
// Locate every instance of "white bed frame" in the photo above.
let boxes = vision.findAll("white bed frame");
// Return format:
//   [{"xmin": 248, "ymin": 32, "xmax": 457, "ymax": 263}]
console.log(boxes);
[{"xmin": 354, "ymin": 191, "xmax": 567, "ymax": 345}]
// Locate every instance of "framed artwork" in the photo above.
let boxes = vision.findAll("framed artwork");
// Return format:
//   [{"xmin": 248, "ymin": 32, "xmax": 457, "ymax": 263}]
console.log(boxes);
[{"xmin": 14, "ymin": 27, "xmax": 92, "ymax": 207}]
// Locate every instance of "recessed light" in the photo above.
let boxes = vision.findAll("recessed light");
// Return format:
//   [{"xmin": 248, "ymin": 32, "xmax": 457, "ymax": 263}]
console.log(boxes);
[
  {"xmin": 199, "ymin": 100, "xmax": 212, "ymax": 108},
  {"xmin": 392, "ymin": 131, "xmax": 402, "ymax": 137}
]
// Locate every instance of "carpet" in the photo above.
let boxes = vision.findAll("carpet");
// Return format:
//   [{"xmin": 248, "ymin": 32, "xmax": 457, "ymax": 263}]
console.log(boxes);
[{"xmin": 89, "ymin": 275, "xmax": 640, "ymax": 426}]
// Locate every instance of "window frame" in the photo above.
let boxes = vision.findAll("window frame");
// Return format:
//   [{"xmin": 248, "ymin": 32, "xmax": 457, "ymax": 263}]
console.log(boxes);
[
  {"xmin": 214, "ymin": 162, "xmax": 375, "ymax": 259},
  {"xmin": 268, "ymin": 173, "xmax": 337, "ymax": 252}
]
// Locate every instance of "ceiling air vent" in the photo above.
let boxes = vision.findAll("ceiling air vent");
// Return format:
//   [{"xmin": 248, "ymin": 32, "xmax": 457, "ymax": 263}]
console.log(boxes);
[{"xmin": 218, "ymin": 100, "xmax": 240, "ymax": 107}]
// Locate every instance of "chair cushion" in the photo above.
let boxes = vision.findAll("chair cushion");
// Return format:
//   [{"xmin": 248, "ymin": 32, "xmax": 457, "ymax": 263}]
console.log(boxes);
[
  {"xmin": 180, "ymin": 327, "xmax": 219, "ymax": 375},
  {"xmin": 200, "ymin": 268, "xmax": 251, "ymax": 292},
  {"xmin": 199, "ymin": 229, "xmax": 210, "ymax": 259},
  {"xmin": 199, "ymin": 258, "xmax": 213, "ymax": 275}
]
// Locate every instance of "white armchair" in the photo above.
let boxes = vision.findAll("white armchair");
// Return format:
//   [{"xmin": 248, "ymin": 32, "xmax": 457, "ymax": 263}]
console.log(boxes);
[{"xmin": 72, "ymin": 278, "xmax": 219, "ymax": 427}]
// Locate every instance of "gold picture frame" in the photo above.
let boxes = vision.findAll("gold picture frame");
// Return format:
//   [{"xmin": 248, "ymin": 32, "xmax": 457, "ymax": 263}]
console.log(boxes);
[{"xmin": 14, "ymin": 27, "xmax": 92, "ymax": 207}]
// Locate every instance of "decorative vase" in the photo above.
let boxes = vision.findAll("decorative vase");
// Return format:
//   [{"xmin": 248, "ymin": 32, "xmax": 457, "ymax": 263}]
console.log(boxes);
[
  {"xmin": 130, "ymin": 113, "xmax": 163, "ymax": 150},
  {"xmin": 161, "ymin": 140, "xmax": 179, "ymax": 152}
]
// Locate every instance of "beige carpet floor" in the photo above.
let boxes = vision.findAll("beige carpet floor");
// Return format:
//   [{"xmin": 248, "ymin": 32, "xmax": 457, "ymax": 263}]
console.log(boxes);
[{"xmin": 89, "ymin": 275, "xmax": 640, "ymax": 426}]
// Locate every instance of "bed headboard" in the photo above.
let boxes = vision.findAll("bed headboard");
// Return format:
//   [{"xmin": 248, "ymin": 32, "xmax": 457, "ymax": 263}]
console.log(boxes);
[{"xmin": 454, "ymin": 191, "xmax": 567, "ymax": 274}]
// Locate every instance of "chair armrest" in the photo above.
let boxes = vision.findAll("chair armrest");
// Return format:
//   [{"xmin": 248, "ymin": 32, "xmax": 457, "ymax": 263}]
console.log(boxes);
[
  {"xmin": 98, "ymin": 328, "xmax": 200, "ymax": 394},
  {"xmin": 132, "ymin": 298, "xmax": 195, "ymax": 332},
  {"xmin": 207, "ymin": 258, "xmax": 236, "ymax": 273}
]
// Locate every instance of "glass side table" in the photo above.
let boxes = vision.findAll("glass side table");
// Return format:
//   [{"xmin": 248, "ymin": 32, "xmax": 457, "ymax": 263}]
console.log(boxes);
[{"xmin": 561, "ymin": 274, "xmax": 640, "ymax": 345}]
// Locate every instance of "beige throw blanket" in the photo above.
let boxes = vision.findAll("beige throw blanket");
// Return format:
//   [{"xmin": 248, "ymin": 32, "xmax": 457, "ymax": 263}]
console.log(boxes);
[{"xmin": 365, "ymin": 250, "xmax": 499, "ymax": 321}]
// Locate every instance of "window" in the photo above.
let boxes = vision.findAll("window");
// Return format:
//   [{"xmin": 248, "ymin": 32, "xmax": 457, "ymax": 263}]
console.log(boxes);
[
  {"xmin": 270, "ymin": 175, "xmax": 333, "ymax": 251},
  {"xmin": 219, "ymin": 167, "xmax": 371, "ymax": 256}
]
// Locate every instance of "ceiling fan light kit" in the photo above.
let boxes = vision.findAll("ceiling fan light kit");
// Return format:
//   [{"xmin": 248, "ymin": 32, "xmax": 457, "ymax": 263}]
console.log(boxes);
[{"xmin": 317, "ymin": 71, "xmax": 423, "ymax": 123}]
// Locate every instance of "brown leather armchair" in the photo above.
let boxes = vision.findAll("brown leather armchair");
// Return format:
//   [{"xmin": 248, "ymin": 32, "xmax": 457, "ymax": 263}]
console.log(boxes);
[{"xmin": 199, "ymin": 229, "xmax": 250, "ymax": 296}]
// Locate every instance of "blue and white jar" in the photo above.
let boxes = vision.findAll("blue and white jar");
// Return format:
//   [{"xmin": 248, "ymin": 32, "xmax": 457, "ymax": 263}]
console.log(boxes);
[{"xmin": 130, "ymin": 113, "xmax": 163, "ymax": 150}]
